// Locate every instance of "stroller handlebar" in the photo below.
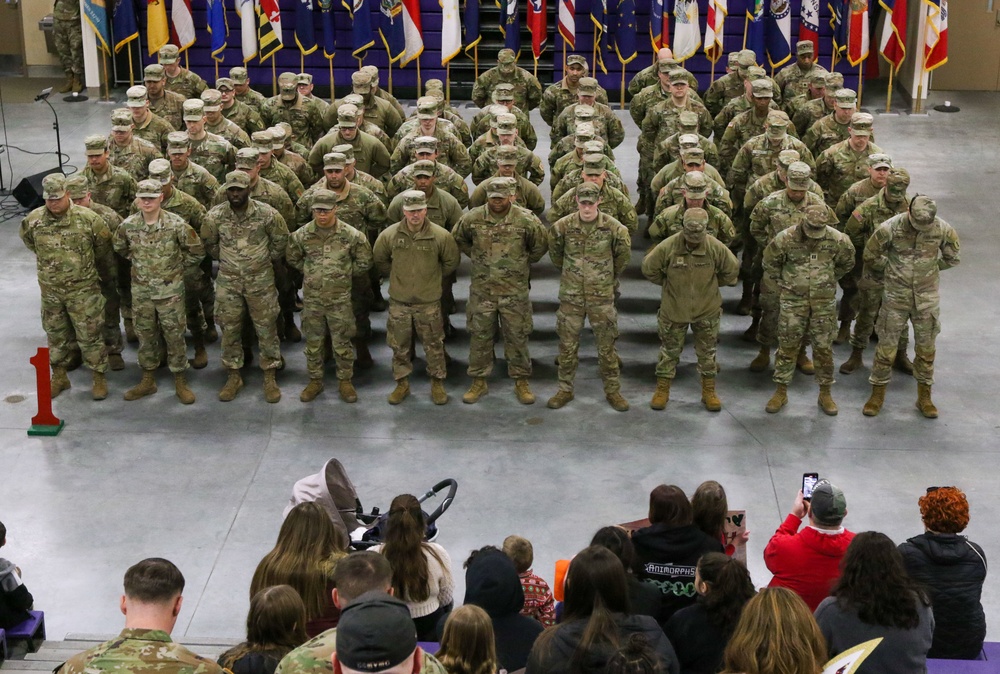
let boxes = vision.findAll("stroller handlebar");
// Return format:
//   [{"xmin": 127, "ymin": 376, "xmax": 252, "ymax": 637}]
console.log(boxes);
[{"xmin": 422, "ymin": 478, "xmax": 458, "ymax": 526}]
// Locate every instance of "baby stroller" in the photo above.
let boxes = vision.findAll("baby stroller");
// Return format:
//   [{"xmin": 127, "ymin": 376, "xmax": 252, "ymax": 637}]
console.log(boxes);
[{"xmin": 284, "ymin": 458, "xmax": 458, "ymax": 549}]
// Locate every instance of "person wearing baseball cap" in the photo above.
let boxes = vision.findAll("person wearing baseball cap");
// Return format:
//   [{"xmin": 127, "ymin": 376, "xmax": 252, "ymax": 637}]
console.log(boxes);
[
  {"xmin": 330, "ymin": 70, "xmax": 403, "ymax": 140},
  {"xmin": 704, "ymin": 50, "xmax": 750, "ymax": 117},
  {"xmin": 541, "ymin": 53, "xmax": 608, "ymax": 126},
  {"xmin": 262, "ymin": 72, "xmax": 327, "ymax": 148},
  {"xmin": 107, "ymin": 108, "xmax": 162, "ymax": 182},
  {"xmin": 125, "ymin": 85, "xmax": 175, "ymax": 153},
  {"xmin": 774, "ymin": 40, "xmax": 828, "ymax": 100},
  {"xmin": 144, "ymin": 63, "xmax": 185, "ymax": 130},
  {"xmin": 216, "ymin": 77, "xmax": 266, "ymax": 137},
  {"xmin": 471, "ymin": 48, "xmax": 543, "ymax": 112},
  {"xmin": 202, "ymin": 89, "xmax": 252, "ymax": 150},
  {"xmin": 295, "ymin": 72, "xmax": 329, "ymax": 116},
  {"xmin": 229, "ymin": 66, "xmax": 267, "ymax": 111},
  {"xmin": 158, "ymin": 44, "xmax": 208, "ymax": 100}
]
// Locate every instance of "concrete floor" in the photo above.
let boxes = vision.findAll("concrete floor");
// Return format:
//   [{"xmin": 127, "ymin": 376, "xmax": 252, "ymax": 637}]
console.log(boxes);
[{"xmin": 0, "ymin": 77, "xmax": 997, "ymax": 641}]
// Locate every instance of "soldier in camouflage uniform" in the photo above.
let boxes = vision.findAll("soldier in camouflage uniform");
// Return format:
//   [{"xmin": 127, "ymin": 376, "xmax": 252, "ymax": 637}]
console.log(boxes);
[
  {"xmin": 421, "ymin": 87, "xmax": 473, "ymax": 148},
  {"xmin": 815, "ymin": 112, "xmax": 882, "ymax": 209},
  {"xmin": 834, "ymin": 153, "xmax": 892, "ymax": 226},
  {"xmin": 125, "ymin": 86, "xmax": 175, "ymax": 152},
  {"xmin": 362, "ymin": 64, "xmax": 407, "ymax": 118},
  {"xmin": 202, "ymin": 89, "xmax": 251, "ymax": 149},
  {"xmin": 549, "ymin": 160, "xmax": 638, "ymax": 233},
  {"xmin": 287, "ymin": 189, "xmax": 373, "ymax": 403},
  {"xmin": 339, "ymin": 93, "xmax": 396, "ymax": 152},
  {"xmin": 471, "ymin": 116, "xmax": 544, "ymax": 185},
  {"xmin": 649, "ymin": 172, "xmax": 736, "ymax": 245},
  {"xmin": 762, "ymin": 204, "xmax": 854, "ymax": 415},
  {"xmin": 332, "ymin": 143, "xmax": 386, "ymax": 207},
  {"xmin": 52, "ymin": 0, "xmax": 83, "ymax": 93},
  {"xmin": 295, "ymin": 73, "xmax": 329, "ymax": 118},
  {"xmin": 201, "ymin": 171, "xmax": 289, "ymax": 403},
  {"xmin": 387, "ymin": 139, "xmax": 470, "ymax": 208},
  {"xmin": 373, "ymin": 191, "xmax": 461, "ymax": 405},
  {"xmin": 657, "ymin": 111, "xmax": 719, "ymax": 170},
  {"xmin": 471, "ymin": 48, "xmax": 543, "ymax": 111},
  {"xmin": 470, "ymin": 85, "xmax": 537, "ymax": 150},
  {"xmin": 627, "ymin": 49, "xmax": 700, "ymax": 96},
  {"xmin": 552, "ymin": 138, "xmax": 627, "ymax": 203},
  {"xmin": 718, "ymin": 79, "xmax": 781, "ymax": 175},
  {"xmin": 552, "ymin": 79, "xmax": 626, "ymax": 149},
  {"xmin": 391, "ymin": 105, "xmax": 471, "ymax": 177},
  {"xmin": 654, "ymin": 149, "xmax": 733, "ymax": 218},
  {"xmin": 20, "ymin": 174, "xmax": 113, "ymax": 400},
  {"xmin": 165, "ymin": 131, "xmax": 221, "ymax": 207},
  {"xmin": 107, "ymin": 109, "xmax": 162, "ymax": 181},
  {"xmin": 629, "ymin": 59, "xmax": 678, "ymax": 134},
  {"xmin": 158, "ymin": 45, "xmax": 208, "ymax": 100},
  {"xmin": 728, "ymin": 112, "xmax": 815, "ymax": 209},
  {"xmin": 309, "ymin": 104, "xmax": 391, "ymax": 180},
  {"xmin": 712, "ymin": 66, "xmax": 772, "ymax": 141},
  {"xmin": 183, "ymin": 99, "xmax": 236, "ymax": 183},
  {"xmin": 270, "ymin": 125, "xmax": 314, "ymax": 187},
  {"xmin": 82, "ymin": 135, "xmax": 138, "ymax": 220},
  {"xmin": 469, "ymin": 147, "xmax": 545, "ymax": 217},
  {"xmin": 548, "ymin": 182, "xmax": 632, "ymax": 411},
  {"xmin": 254, "ymin": 130, "xmax": 305, "ymax": 202},
  {"xmin": 642, "ymin": 208, "xmax": 740, "ymax": 411},
  {"xmin": 803, "ymin": 88, "xmax": 859, "ymax": 157},
  {"xmin": 785, "ymin": 70, "xmax": 827, "ymax": 122},
  {"xmin": 704, "ymin": 51, "xmax": 745, "ymax": 117},
  {"xmin": 792, "ymin": 71, "xmax": 843, "ymax": 136},
  {"xmin": 397, "ymin": 97, "xmax": 464, "ymax": 148},
  {"xmin": 541, "ymin": 54, "xmax": 610, "ymax": 126},
  {"xmin": 861, "ymin": 196, "xmax": 960, "ymax": 418},
  {"xmin": 217, "ymin": 77, "xmax": 265, "ymax": 136},
  {"xmin": 230, "ymin": 66, "xmax": 267, "ymax": 111},
  {"xmin": 144, "ymin": 64, "xmax": 185, "ymax": 130},
  {"xmin": 774, "ymin": 41, "xmax": 828, "ymax": 100},
  {"xmin": 261, "ymin": 73, "xmax": 327, "ymax": 148},
  {"xmin": 650, "ymin": 139, "xmax": 724, "ymax": 198},
  {"xmin": 328, "ymin": 70, "xmax": 403, "ymax": 140},
  {"xmin": 548, "ymin": 121, "xmax": 616, "ymax": 169},
  {"xmin": 114, "ymin": 180, "xmax": 203, "ymax": 404},
  {"xmin": 452, "ymin": 177, "xmax": 548, "ymax": 405}
]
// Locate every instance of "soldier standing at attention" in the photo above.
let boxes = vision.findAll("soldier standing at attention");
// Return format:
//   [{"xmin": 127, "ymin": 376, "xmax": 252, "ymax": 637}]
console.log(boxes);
[
  {"xmin": 81, "ymin": 135, "xmax": 138, "ymax": 219},
  {"xmin": 452, "ymin": 177, "xmax": 549, "ymax": 405},
  {"xmin": 52, "ymin": 0, "xmax": 83, "ymax": 93},
  {"xmin": 773, "ymin": 41, "xmax": 827, "ymax": 100},
  {"xmin": 472, "ymin": 48, "xmax": 543, "ymax": 111},
  {"xmin": 861, "ymin": 196, "xmax": 960, "ymax": 418},
  {"xmin": 143, "ymin": 64, "xmax": 186, "ymax": 130},
  {"xmin": 20, "ymin": 175, "xmax": 114, "ymax": 400},
  {"xmin": 230, "ymin": 67, "xmax": 267, "ymax": 111},
  {"xmin": 540, "ymin": 55, "xmax": 609, "ymax": 127},
  {"xmin": 373, "ymin": 191, "xmax": 460, "ymax": 406},
  {"xmin": 114, "ymin": 180, "xmax": 204, "ymax": 404},
  {"xmin": 183, "ymin": 99, "xmax": 236, "ymax": 183},
  {"xmin": 548, "ymin": 183, "xmax": 632, "ymax": 412},
  {"xmin": 106, "ymin": 109, "xmax": 162, "ymax": 181},
  {"xmin": 158, "ymin": 45, "xmax": 208, "ymax": 100},
  {"xmin": 642, "ymin": 208, "xmax": 740, "ymax": 411}
]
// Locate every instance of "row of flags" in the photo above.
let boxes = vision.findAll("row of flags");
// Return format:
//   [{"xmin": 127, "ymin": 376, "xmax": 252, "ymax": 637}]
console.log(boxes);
[{"xmin": 80, "ymin": 0, "xmax": 948, "ymax": 73}]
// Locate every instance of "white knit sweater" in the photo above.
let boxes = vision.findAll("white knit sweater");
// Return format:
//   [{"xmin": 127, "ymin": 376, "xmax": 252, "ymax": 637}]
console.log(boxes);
[{"xmin": 372, "ymin": 542, "xmax": 454, "ymax": 618}]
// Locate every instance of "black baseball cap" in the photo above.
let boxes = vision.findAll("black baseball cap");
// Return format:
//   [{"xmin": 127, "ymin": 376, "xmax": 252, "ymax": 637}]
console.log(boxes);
[{"xmin": 336, "ymin": 591, "xmax": 417, "ymax": 672}]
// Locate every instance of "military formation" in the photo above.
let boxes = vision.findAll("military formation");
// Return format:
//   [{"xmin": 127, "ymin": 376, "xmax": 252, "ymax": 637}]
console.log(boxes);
[{"xmin": 21, "ymin": 42, "xmax": 959, "ymax": 418}]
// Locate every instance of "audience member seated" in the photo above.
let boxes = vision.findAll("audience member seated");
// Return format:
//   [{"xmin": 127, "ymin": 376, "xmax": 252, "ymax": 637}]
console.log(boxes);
[
  {"xmin": 275, "ymin": 552, "xmax": 396, "ymax": 674},
  {"xmin": 57, "ymin": 558, "xmax": 226, "ymax": 674},
  {"xmin": 0, "ymin": 520, "xmax": 33, "ymax": 629},
  {"xmin": 218, "ymin": 585, "xmax": 308, "ymax": 674},
  {"xmin": 692, "ymin": 481, "xmax": 750, "ymax": 556},
  {"xmin": 605, "ymin": 634, "xmax": 665, "ymax": 674},
  {"xmin": 764, "ymin": 480, "xmax": 854, "ymax": 610},
  {"xmin": 333, "ymin": 592, "xmax": 448, "ymax": 674},
  {"xmin": 525, "ymin": 545, "xmax": 680, "ymax": 674},
  {"xmin": 372, "ymin": 494, "xmax": 454, "ymax": 641},
  {"xmin": 631, "ymin": 485, "xmax": 724, "ymax": 623},
  {"xmin": 815, "ymin": 532, "xmax": 933, "ymax": 674},
  {"xmin": 898, "ymin": 486, "xmax": 987, "ymax": 660},
  {"xmin": 720, "ymin": 587, "xmax": 827, "ymax": 674},
  {"xmin": 436, "ymin": 605, "xmax": 498, "ymax": 674},
  {"xmin": 461, "ymin": 546, "xmax": 543, "ymax": 671},
  {"xmin": 503, "ymin": 535, "xmax": 556, "ymax": 626},
  {"xmin": 251, "ymin": 502, "xmax": 349, "ymax": 638},
  {"xmin": 590, "ymin": 526, "xmax": 662, "ymax": 620},
  {"xmin": 665, "ymin": 553, "xmax": 756, "ymax": 674}
]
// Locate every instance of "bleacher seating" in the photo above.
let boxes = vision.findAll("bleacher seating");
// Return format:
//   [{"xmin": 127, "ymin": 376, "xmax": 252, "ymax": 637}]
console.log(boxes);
[{"xmin": 5, "ymin": 613, "xmax": 44, "ymax": 654}]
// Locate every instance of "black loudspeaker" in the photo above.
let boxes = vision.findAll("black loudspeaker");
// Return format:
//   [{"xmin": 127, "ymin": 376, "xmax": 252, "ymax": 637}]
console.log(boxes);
[{"xmin": 13, "ymin": 168, "xmax": 63, "ymax": 210}]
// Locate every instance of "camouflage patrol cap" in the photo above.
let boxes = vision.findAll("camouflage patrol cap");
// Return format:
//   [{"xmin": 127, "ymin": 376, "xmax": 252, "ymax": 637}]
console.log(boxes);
[
  {"xmin": 681, "ymin": 147, "xmax": 706, "ymax": 165},
  {"xmin": 811, "ymin": 71, "xmax": 829, "ymax": 86},
  {"xmin": 413, "ymin": 135, "xmax": 439, "ymax": 152},
  {"xmin": 486, "ymin": 176, "xmax": 516, "ymax": 198},
  {"xmin": 158, "ymin": 44, "xmax": 179, "ymax": 64},
  {"xmin": 576, "ymin": 182, "xmax": 602, "ymax": 203},
  {"xmin": 908, "ymin": 195, "xmax": 937, "ymax": 229},
  {"xmin": 111, "ymin": 108, "xmax": 133, "ymax": 131},
  {"xmin": 426, "ymin": 88, "xmax": 446, "ymax": 104},
  {"xmin": 850, "ymin": 112, "xmax": 874, "ymax": 136},
  {"xmin": 183, "ymin": 98, "xmax": 206, "ymax": 121},
  {"xmin": 276, "ymin": 121, "xmax": 294, "ymax": 137},
  {"xmin": 41, "ymin": 174, "xmax": 67, "ymax": 200},
  {"xmin": 251, "ymin": 129, "xmax": 275, "ymax": 150},
  {"xmin": 425, "ymin": 78, "xmax": 444, "ymax": 92},
  {"xmin": 167, "ymin": 131, "xmax": 190, "ymax": 153},
  {"xmin": 777, "ymin": 149, "xmax": 801, "ymax": 169},
  {"xmin": 566, "ymin": 54, "xmax": 588, "ymax": 70},
  {"xmin": 486, "ymin": 104, "xmax": 508, "ymax": 126},
  {"xmin": 323, "ymin": 152, "xmax": 348, "ymax": 170},
  {"xmin": 311, "ymin": 189, "xmax": 338, "ymax": 209},
  {"xmin": 332, "ymin": 144, "xmax": 356, "ymax": 163},
  {"xmin": 401, "ymin": 189, "xmax": 428, "ymax": 211},
  {"xmin": 574, "ymin": 104, "xmax": 596, "ymax": 120},
  {"xmin": 578, "ymin": 77, "xmax": 599, "ymax": 95},
  {"xmin": 125, "ymin": 85, "xmax": 148, "ymax": 107},
  {"xmin": 216, "ymin": 77, "xmax": 235, "ymax": 91},
  {"xmin": 148, "ymin": 158, "xmax": 172, "ymax": 184},
  {"xmin": 669, "ymin": 69, "xmax": 691, "ymax": 85},
  {"xmin": 498, "ymin": 48, "xmax": 516, "ymax": 64},
  {"xmin": 416, "ymin": 96, "xmax": 438, "ymax": 119},
  {"xmin": 766, "ymin": 110, "xmax": 790, "ymax": 128},
  {"xmin": 751, "ymin": 79, "xmax": 774, "ymax": 98},
  {"xmin": 352, "ymin": 70, "xmax": 373, "ymax": 93},
  {"xmin": 574, "ymin": 123, "xmax": 596, "ymax": 146},
  {"xmin": 495, "ymin": 113, "xmax": 517, "ymax": 133},
  {"xmin": 727, "ymin": 52, "xmax": 740, "ymax": 67},
  {"xmin": 201, "ymin": 89, "xmax": 223, "ymax": 112},
  {"xmin": 825, "ymin": 72, "xmax": 845, "ymax": 89},
  {"xmin": 135, "ymin": 178, "xmax": 163, "ymax": 199},
  {"xmin": 143, "ymin": 64, "xmax": 166, "ymax": 81},
  {"xmin": 493, "ymin": 83, "xmax": 516, "ymax": 101},
  {"xmin": 279, "ymin": 72, "xmax": 298, "ymax": 99},
  {"xmin": 657, "ymin": 59, "xmax": 676, "ymax": 73},
  {"xmin": 337, "ymin": 103, "xmax": 361, "ymax": 127},
  {"xmin": 802, "ymin": 204, "xmax": 832, "ymax": 238},
  {"xmin": 682, "ymin": 207, "xmax": 710, "ymax": 236},
  {"xmin": 677, "ymin": 133, "xmax": 700, "ymax": 150},
  {"xmin": 886, "ymin": 167, "xmax": 910, "ymax": 187},
  {"xmin": 682, "ymin": 171, "xmax": 709, "ymax": 198},
  {"xmin": 867, "ymin": 153, "xmax": 892, "ymax": 169},
  {"xmin": 342, "ymin": 93, "xmax": 365, "ymax": 109},
  {"xmin": 411, "ymin": 159, "xmax": 437, "ymax": 176},
  {"xmin": 495, "ymin": 145, "xmax": 519, "ymax": 166},
  {"xmin": 582, "ymin": 139, "xmax": 605, "ymax": 154},
  {"xmin": 235, "ymin": 147, "xmax": 261, "ymax": 169},
  {"xmin": 269, "ymin": 125, "xmax": 287, "ymax": 147},
  {"xmin": 65, "ymin": 175, "xmax": 89, "ymax": 199},
  {"xmin": 796, "ymin": 40, "xmax": 815, "ymax": 55},
  {"xmin": 362, "ymin": 65, "xmax": 380, "ymax": 83},
  {"xmin": 834, "ymin": 88, "xmax": 857, "ymax": 108},
  {"xmin": 582, "ymin": 154, "xmax": 605, "ymax": 175},
  {"xmin": 678, "ymin": 111, "xmax": 700, "ymax": 129},
  {"xmin": 736, "ymin": 50, "xmax": 758, "ymax": 69},
  {"xmin": 296, "ymin": 73, "xmax": 313, "ymax": 85},
  {"xmin": 746, "ymin": 66, "xmax": 768, "ymax": 82},
  {"xmin": 229, "ymin": 66, "xmax": 250, "ymax": 83},
  {"xmin": 224, "ymin": 170, "xmax": 251, "ymax": 189},
  {"xmin": 786, "ymin": 161, "xmax": 812, "ymax": 189},
  {"xmin": 84, "ymin": 134, "xmax": 108, "ymax": 155}
]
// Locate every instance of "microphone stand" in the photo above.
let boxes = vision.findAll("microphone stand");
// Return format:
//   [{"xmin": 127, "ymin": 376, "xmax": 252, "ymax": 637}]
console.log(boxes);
[{"xmin": 35, "ymin": 90, "xmax": 64, "ymax": 174}]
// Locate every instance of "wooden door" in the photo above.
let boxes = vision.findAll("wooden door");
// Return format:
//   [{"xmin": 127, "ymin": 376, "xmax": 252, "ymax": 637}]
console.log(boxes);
[
  {"xmin": 932, "ymin": 2, "xmax": 1000, "ymax": 90},
  {"xmin": 0, "ymin": 0, "xmax": 26, "ymax": 68}
]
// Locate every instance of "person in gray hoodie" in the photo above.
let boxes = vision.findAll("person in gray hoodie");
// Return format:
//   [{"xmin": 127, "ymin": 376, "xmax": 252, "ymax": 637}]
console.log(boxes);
[{"xmin": 0, "ymin": 520, "xmax": 34, "ymax": 628}]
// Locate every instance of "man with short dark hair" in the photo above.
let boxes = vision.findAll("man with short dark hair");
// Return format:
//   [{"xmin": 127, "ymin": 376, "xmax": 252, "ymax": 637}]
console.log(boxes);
[{"xmin": 0, "ymin": 520, "xmax": 33, "ymax": 629}]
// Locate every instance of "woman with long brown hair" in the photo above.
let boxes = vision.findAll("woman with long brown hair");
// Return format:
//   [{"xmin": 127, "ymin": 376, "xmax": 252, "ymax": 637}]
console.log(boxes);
[
  {"xmin": 250, "ymin": 502, "xmax": 349, "ymax": 637},
  {"xmin": 218, "ymin": 585, "xmax": 309, "ymax": 674},
  {"xmin": 436, "ymin": 605, "xmax": 498, "ymax": 674}
]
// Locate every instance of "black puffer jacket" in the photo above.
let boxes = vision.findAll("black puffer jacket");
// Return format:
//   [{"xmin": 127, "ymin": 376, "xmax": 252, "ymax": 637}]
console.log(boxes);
[
  {"xmin": 898, "ymin": 532, "xmax": 987, "ymax": 659},
  {"xmin": 0, "ymin": 558, "xmax": 32, "ymax": 629}
]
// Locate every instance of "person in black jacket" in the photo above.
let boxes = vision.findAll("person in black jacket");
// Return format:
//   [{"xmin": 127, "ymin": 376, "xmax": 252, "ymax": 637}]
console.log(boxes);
[
  {"xmin": 898, "ymin": 486, "xmax": 987, "ymax": 660},
  {"xmin": 590, "ymin": 527, "xmax": 663, "ymax": 620},
  {"xmin": 630, "ymin": 485, "xmax": 725, "ymax": 623},
  {"xmin": 0, "ymin": 520, "xmax": 33, "ymax": 629},
  {"xmin": 218, "ymin": 585, "xmax": 308, "ymax": 674}
]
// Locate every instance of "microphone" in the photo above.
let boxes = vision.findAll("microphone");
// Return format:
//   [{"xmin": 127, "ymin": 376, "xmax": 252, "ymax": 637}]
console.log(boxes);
[{"xmin": 35, "ymin": 88, "xmax": 52, "ymax": 102}]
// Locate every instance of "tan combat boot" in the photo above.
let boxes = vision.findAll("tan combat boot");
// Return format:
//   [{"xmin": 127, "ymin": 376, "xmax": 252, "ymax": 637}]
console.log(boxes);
[
  {"xmin": 388, "ymin": 377, "xmax": 410, "ymax": 404},
  {"xmin": 701, "ymin": 377, "xmax": 722, "ymax": 412},
  {"xmin": 300, "ymin": 379, "xmax": 324, "ymax": 402},
  {"xmin": 606, "ymin": 391, "xmax": 629, "ymax": 412},
  {"xmin": 191, "ymin": 337, "xmax": 208, "ymax": 369},
  {"xmin": 124, "ymin": 370, "xmax": 157, "ymax": 401},
  {"xmin": 834, "ymin": 320, "xmax": 851, "ymax": 345},
  {"xmin": 916, "ymin": 383, "xmax": 938, "ymax": 419},
  {"xmin": 840, "ymin": 347, "xmax": 864, "ymax": 374},
  {"xmin": 796, "ymin": 347, "xmax": 815, "ymax": 374},
  {"xmin": 58, "ymin": 74, "xmax": 74, "ymax": 93},
  {"xmin": 174, "ymin": 373, "xmax": 195, "ymax": 404},
  {"xmin": 894, "ymin": 350, "xmax": 914, "ymax": 375},
  {"xmin": 108, "ymin": 353, "xmax": 125, "ymax": 371},
  {"xmin": 338, "ymin": 379, "xmax": 358, "ymax": 403},
  {"xmin": 205, "ymin": 321, "xmax": 219, "ymax": 343},
  {"xmin": 218, "ymin": 369, "xmax": 244, "ymax": 402},
  {"xmin": 92, "ymin": 371, "xmax": 108, "ymax": 401},
  {"xmin": 765, "ymin": 384, "xmax": 788, "ymax": 413},
  {"xmin": 514, "ymin": 379, "xmax": 535, "ymax": 404},
  {"xmin": 263, "ymin": 369, "xmax": 281, "ymax": 403},
  {"xmin": 749, "ymin": 346, "xmax": 770, "ymax": 372},
  {"xmin": 818, "ymin": 384, "xmax": 838, "ymax": 416},
  {"xmin": 462, "ymin": 377, "xmax": 488, "ymax": 404},
  {"xmin": 431, "ymin": 378, "xmax": 449, "ymax": 405},
  {"xmin": 863, "ymin": 384, "xmax": 886, "ymax": 416},
  {"xmin": 71, "ymin": 75, "xmax": 84, "ymax": 93},
  {"xmin": 547, "ymin": 389, "xmax": 574, "ymax": 409},
  {"xmin": 650, "ymin": 378, "xmax": 671, "ymax": 410},
  {"xmin": 124, "ymin": 318, "xmax": 138, "ymax": 343},
  {"xmin": 51, "ymin": 367, "xmax": 71, "ymax": 398}
]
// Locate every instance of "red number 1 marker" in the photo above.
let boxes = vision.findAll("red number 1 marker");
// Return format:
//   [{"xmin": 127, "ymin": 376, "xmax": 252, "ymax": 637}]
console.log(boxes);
[{"xmin": 28, "ymin": 347, "xmax": 64, "ymax": 436}]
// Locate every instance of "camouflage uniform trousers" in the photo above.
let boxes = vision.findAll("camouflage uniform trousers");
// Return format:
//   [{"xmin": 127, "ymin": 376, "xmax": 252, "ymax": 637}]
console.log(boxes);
[
  {"xmin": 870, "ymin": 297, "xmax": 938, "ymax": 386},
  {"xmin": 118, "ymin": 254, "xmax": 132, "ymax": 322},
  {"xmin": 53, "ymin": 18, "xmax": 83, "ymax": 77},
  {"xmin": 183, "ymin": 260, "xmax": 209, "ymax": 338},
  {"xmin": 758, "ymin": 269, "xmax": 813, "ymax": 353},
  {"xmin": 101, "ymin": 270, "xmax": 123, "ymax": 356},
  {"xmin": 302, "ymin": 294, "xmax": 356, "ymax": 380},
  {"xmin": 773, "ymin": 295, "xmax": 836, "ymax": 386},
  {"xmin": 637, "ymin": 138, "xmax": 654, "ymax": 209},
  {"xmin": 467, "ymin": 291, "xmax": 533, "ymax": 379},
  {"xmin": 216, "ymin": 276, "xmax": 282, "ymax": 370},
  {"xmin": 351, "ymin": 273, "xmax": 374, "ymax": 342},
  {"xmin": 133, "ymin": 291, "xmax": 189, "ymax": 374},
  {"xmin": 386, "ymin": 300, "xmax": 446, "ymax": 381},
  {"xmin": 556, "ymin": 299, "xmax": 621, "ymax": 394},
  {"xmin": 850, "ymin": 275, "xmax": 909, "ymax": 353},
  {"xmin": 655, "ymin": 310, "xmax": 721, "ymax": 380},
  {"xmin": 41, "ymin": 286, "xmax": 107, "ymax": 373}
]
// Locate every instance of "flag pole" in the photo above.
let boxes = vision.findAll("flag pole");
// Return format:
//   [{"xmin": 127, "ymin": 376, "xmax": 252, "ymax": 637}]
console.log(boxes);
[
  {"xmin": 185, "ymin": 51, "xmax": 190, "ymax": 69},
  {"xmin": 387, "ymin": 59, "xmax": 393, "ymax": 96},
  {"xmin": 127, "ymin": 45, "xmax": 135, "ymax": 86},
  {"xmin": 215, "ymin": 60, "xmax": 219, "ymax": 82},
  {"xmin": 329, "ymin": 57, "xmax": 334, "ymax": 99},
  {"xmin": 474, "ymin": 45, "xmax": 479, "ymax": 78},
  {"xmin": 592, "ymin": 41, "xmax": 598, "ymax": 73},
  {"xmin": 710, "ymin": 57, "xmax": 716, "ymax": 83},
  {"xmin": 534, "ymin": 57, "xmax": 538, "ymax": 78},
  {"xmin": 101, "ymin": 51, "xmax": 111, "ymax": 101},
  {"xmin": 301, "ymin": 53, "xmax": 305, "ymax": 72},
  {"xmin": 742, "ymin": 15, "xmax": 749, "ymax": 48},
  {"xmin": 416, "ymin": 57, "xmax": 422, "ymax": 95},
  {"xmin": 272, "ymin": 59, "xmax": 277, "ymax": 96},
  {"xmin": 562, "ymin": 40, "xmax": 566, "ymax": 72},
  {"xmin": 620, "ymin": 62, "xmax": 626, "ymax": 108},
  {"xmin": 446, "ymin": 62, "xmax": 451, "ymax": 104},
  {"xmin": 885, "ymin": 65, "xmax": 893, "ymax": 113},
  {"xmin": 857, "ymin": 62, "xmax": 863, "ymax": 105}
]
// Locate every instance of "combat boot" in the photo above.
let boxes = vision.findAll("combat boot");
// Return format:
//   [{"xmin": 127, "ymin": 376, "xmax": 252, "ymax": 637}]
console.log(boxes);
[
  {"xmin": 388, "ymin": 378, "xmax": 410, "ymax": 404},
  {"xmin": 338, "ymin": 379, "xmax": 358, "ymax": 403},
  {"xmin": 191, "ymin": 337, "xmax": 208, "ymax": 369},
  {"xmin": 606, "ymin": 391, "xmax": 630, "ymax": 412},
  {"xmin": 817, "ymin": 385, "xmax": 838, "ymax": 416},
  {"xmin": 218, "ymin": 369, "xmax": 244, "ymax": 402},
  {"xmin": 736, "ymin": 284, "xmax": 753, "ymax": 316},
  {"xmin": 174, "ymin": 373, "xmax": 195, "ymax": 404},
  {"xmin": 355, "ymin": 339, "xmax": 374, "ymax": 368},
  {"xmin": 300, "ymin": 379, "xmax": 324, "ymax": 402},
  {"xmin": 50, "ymin": 367, "xmax": 71, "ymax": 398},
  {"xmin": 92, "ymin": 371, "xmax": 108, "ymax": 401},
  {"xmin": 124, "ymin": 370, "xmax": 157, "ymax": 401},
  {"xmin": 765, "ymin": 384, "xmax": 787, "ymax": 413},
  {"xmin": 834, "ymin": 320, "xmax": 851, "ymax": 345},
  {"xmin": 741, "ymin": 315, "xmax": 760, "ymax": 342},
  {"xmin": 650, "ymin": 378, "xmax": 671, "ymax": 410},
  {"xmin": 749, "ymin": 346, "xmax": 770, "ymax": 372},
  {"xmin": 285, "ymin": 315, "xmax": 301, "ymax": 342},
  {"xmin": 431, "ymin": 378, "xmax": 449, "ymax": 405},
  {"xmin": 205, "ymin": 322, "xmax": 219, "ymax": 343},
  {"xmin": 840, "ymin": 347, "xmax": 864, "ymax": 374},
  {"xmin": 916, "ymin": 383, "xmax": 938, "ymax": 419},
  {"xmin": 108, "ymin": 353, "xmax": 125, "ymax": 371},
  {"xmin": 263, "ymin": 369, "xmax": 281, "ymax": 403},
  {"xmin": 547, "ymin": 389, "xmax": 574, "ymax": 409},
  {"xmin": 701, "ymin": 377, "xmax": 722, "ymax": 412},
  {"xmin": 124, "ymin": 318, "xmax": 138, "ymax": 343},
  {"xmin": 894, "ymin": 350, "xmax": 914, "ymax": 375},
  {"xmin": 796, "ymin": 347, "xmax": 815, "ymax": 374},
  {"xmin": 58, "ymin": 74, "xmax": 74, "ymax": 93},
  {"xmin": 66, "ymin": 349, "xmax": 83, "ymax": 371},
  {"xmin": 72, "ymin": 75, "xmax": 84, "ymax": 93},
  {"xmin": 462, "ymin": 377, "xmax": 488, "ymax": 404},
  {"xmin": 863, "ymin": 384, "xmax": 886, "ymax": 416},
  {"xmin": 514, "ymin": 379, "xmax": 535, "ymax": 404}
]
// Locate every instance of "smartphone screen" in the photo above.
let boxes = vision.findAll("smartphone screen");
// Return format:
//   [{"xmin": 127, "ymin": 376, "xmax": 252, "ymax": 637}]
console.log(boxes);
[{"xmin": 802, "ymin": 473, "xmax": 819, "ymax": 500}]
